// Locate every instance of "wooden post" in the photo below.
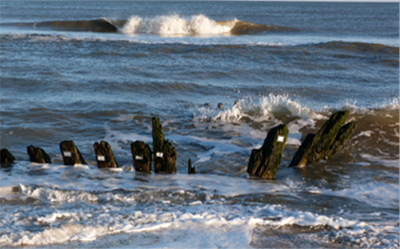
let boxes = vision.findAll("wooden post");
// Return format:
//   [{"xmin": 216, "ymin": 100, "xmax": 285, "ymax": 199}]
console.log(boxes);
[
  {"xmin": 247, "ymin": 124, "xmax": 289, "ymax": 179},
  {"xmin": 188, "ymin": 159, "xmax": 196, "ymax": 174},
  {"xmin": 152, "ymin": 117, "xmax": 165, "ymax": 173},
  {"xmin": 93, "ymin": 141, "xmax": 118, "ymax": 168},
  {"xmin": 162, "ymin": 140, "xmax": 177, "ymax": 173},
  {"xmin": 27, "ymin": 145, "xmax": 52, "ymax": 163},
  {"xmin": 131, "ymin": 140, "xmax": 152, "ymax": 173},
  {"xmin": 152, "ymin": 117, "xmax": 177, "ymax": 174},
  {"xmin": 325, "ymin": 121, "xmax": 357, "ymax": 160},
  {"xmin": 1, "ymin": 148, "xmax": 15, "ymax": 164},
  {"xmin": 289, "ymin": 110, "xmax": 354, "ymax": 167},
  {"xmin": 59, "ymin": 140, "xmax": 87, "ymax": 165}
]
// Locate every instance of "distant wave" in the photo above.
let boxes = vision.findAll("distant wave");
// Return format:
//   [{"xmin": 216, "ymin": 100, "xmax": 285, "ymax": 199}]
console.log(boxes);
[
  {"xmin": 2, "ymin": 15, "xmax": 293, "ymax": 36},
  {"xmin": 315, "ymin": 41, "xmax": 399, "ymax": 55}
]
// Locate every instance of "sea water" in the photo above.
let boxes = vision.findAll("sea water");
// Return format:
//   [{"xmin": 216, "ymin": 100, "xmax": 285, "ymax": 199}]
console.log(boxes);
[{"xmin": 0, "ymin": 1, "xmax": 399, "ymax": 248}]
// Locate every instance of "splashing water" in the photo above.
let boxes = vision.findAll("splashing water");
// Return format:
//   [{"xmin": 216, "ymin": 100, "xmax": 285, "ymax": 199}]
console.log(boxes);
[{"xmin": 121, "ymin": 14, "xmax": 235, "ymax": 35}]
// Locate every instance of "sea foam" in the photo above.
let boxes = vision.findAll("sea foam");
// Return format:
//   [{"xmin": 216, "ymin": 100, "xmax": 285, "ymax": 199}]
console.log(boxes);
[{"xmin": 121, "ymin": 14, "xmax": 234, "ymax": 36}]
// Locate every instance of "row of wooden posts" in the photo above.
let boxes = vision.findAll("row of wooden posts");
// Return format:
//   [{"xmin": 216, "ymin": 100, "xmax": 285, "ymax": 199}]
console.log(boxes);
[{"xmin": 0, "ymin": 111, "xmax": 357, "ymax": 179}]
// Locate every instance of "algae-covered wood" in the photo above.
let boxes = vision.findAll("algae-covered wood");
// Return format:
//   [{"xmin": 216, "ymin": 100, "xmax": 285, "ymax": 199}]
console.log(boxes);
[{"xmin": 247, "ymin": 124, "xmax": 289, "ymax": 179}]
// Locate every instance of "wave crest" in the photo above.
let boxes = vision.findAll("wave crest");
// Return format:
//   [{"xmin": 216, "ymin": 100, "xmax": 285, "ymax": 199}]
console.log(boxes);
[
  {"xmin": 194, "ymin": 94, "xmax": 324, "ymax": 124},
  {"xmin": 121, "ymin": 14, "xmax": 235, "ymax": 36}
]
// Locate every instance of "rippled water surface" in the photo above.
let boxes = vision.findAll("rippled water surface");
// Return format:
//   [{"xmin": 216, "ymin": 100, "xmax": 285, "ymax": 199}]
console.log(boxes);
[{"xmin": 0, "ymin": 1, "xmax": 399, "ymax": 248}]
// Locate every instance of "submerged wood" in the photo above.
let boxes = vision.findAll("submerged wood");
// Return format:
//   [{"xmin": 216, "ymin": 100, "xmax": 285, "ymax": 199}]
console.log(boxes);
[
  {"xmin": 93, "ymin": 141, "xmax": 118, "ymax": 168},
  {"xmin": 325, "ymin": 121, "xmax": 357, "ymax": 160},
  {"xmin": 289, "ymin": 110, "xmax": 351, "ymax": 167},
  {"xmin": 152, "ymin": 117, "xmax": 177, "ymax": 173},
  {"xmin": 1, "ymin": 148, "xmax": 15, "ymax": 164},
  {"xmin": 27, "ymin": 145, "xmax": 52, "ymax": 163},
  {"xmin": 59, "ymin": 140, "xmax": 87, "ymax": 165},
  {"xmin": 247, "ymin": 124, "xmax": 289, "ymax": 179},
  {"xmin": 131, "ymin": 140, "xmax": 152, "ymax": 173},
  {"xmin": 188, "ymin": 159, "xmax": 196, "ymax": 174}
]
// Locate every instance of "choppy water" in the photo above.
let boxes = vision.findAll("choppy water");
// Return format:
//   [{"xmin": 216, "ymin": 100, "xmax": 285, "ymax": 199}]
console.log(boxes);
[{"xmin": 0, "ymin": 1, "xmax": 399, "ymax": 248}]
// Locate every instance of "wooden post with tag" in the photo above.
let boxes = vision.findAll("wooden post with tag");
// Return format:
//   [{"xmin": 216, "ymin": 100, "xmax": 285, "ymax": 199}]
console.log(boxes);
[
  {"xmin": 59, "ymin": 140, "xmax": 87, "ymax": 165},
  {"xmin": 247, "ymin": 124, "xmax": 289, "ymax": 179},
  {"xmin": 131, "ymin": 140, "xmax": 152, "ymax": 173},
  {"xmin": 152, "ymin": 117, "xmax": 177, "ymax": 173},
  {"xmin": 93, "ymin": 141, "xmax": 118, "ymax": 168}
]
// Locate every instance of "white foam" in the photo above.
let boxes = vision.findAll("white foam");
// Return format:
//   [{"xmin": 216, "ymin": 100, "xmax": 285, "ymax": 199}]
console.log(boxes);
[
  {"xmin": 322, "ymin": 181, "xmax": 399, "ymax": 209},
  {"xmin": 194, "ymin": 94, "xmax": 323, "ymax": 124},
  {"xmin": 1, "ymin": 204, "xmax": 379, "ymax": 248},
  {"xmin": 121, "ymin": 14, "xmax": 235, "ymax": 36},
  {"xmin": 360, "ymin": 153, "xmax": 400, "ymax": 168}
]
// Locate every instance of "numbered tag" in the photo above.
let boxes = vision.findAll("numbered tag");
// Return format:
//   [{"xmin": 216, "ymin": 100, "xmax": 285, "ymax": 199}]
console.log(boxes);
[
  {"xmin": 135, "ymin": 155, "xmax": 143, "ymax": 160},
  {"xmin": 97, "ymin": 155, "xmax": 105, "ymax": 161},
  {"xmin": 156, "ymin": 152, "xmax": 163, "ymax": 158},
  {"xmin": 63, "ymin": 151, "xmax": 72, "ymax": 157},
  {"xmin": 277, "ymin": 136, "xmax": 285, "ymax": 142}
]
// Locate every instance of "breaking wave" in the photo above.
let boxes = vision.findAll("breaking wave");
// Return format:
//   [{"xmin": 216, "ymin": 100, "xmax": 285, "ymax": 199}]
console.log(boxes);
[
  {"xmin": 119, "ymin": 14, "xmax": 292, "ymax": 36},
  {"xmin": 120, "ymin": 14, "xmax": 234, "ymax": 36},
  {"xmin": 2, "ymin": 14, "xmax": 293, "ymax": 36}
]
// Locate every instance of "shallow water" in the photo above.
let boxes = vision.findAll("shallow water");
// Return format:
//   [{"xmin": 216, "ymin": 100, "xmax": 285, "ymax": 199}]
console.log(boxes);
[{"xmin": 0, "ymin": 1, "xmax": 399, "ymax": 248}]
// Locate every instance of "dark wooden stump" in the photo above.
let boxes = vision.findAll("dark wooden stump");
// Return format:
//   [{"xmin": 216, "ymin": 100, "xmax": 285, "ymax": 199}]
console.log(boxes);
[
  {"xmin": 59, "ymin": 140, "xmax": 87, "ymax": 165},
  {"xmin": 27, "ymin": 145, "xmax": 52, "ymax": 163},
  {"xmin": 131, "ymin": 140, "xmax": 152, "ymax": 173},
  {"xmin": 289, "ymin": 110, "xmax": 353, "ymax": 167},
  {"xmin": 188, "ymin": 159, "xmax": 196, "ymax": 174},
  {"xmin": 247, "ymin": 124, "xmax": 289, "ymax": 179},
  {"xmin": 152, "ymin": 117, "xmax": 165, "ymax": 173},
  {"xmin": 93, "ymin": 141, "xmax": 118, "ymax": 168},
  {"xmin": 1, "ymin": 148, "xmax": 15, "ymax": 164},
  {"xmin": 288, "ymin": 133, "xmax": 315, "ymax": 168},
  {"xmin": 162, "ymin": 140, "xmax": 177, "ymax": 173},
  {"xmin": 152, "ymin": 117, "xmax": 177, "ymax": 174}
]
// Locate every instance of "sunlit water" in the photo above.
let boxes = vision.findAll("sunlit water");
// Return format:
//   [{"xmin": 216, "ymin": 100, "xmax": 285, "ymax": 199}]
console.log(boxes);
[{"xmin": 0, "ymin": 1, "xmax": 399, "ymax": 248}]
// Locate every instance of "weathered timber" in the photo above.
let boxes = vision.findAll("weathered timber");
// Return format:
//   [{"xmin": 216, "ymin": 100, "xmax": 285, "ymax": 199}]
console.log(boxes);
[
  {"xmin": 288, "ymin": 134, "xmax": 316, "ymax": 168},
  {"xmin": 59, "ymin": 140, "xmax": 87, "ymax": 165},
  {"xmin": 93, "ymin": 141, "xmax": 118, "ymax": 168},
  {"xmin": 152, "ymin": 117, "xmax": 177, "ymax": 173},
  {"xmin": 27, "ymin": 145, "xmax": 52, "ymax": 163},
  {"xmin": 247, "ymin": 124, "xmax": 289, "ymax": 179},
  {"xmin": 161, "ymin": 140, "xmax": 177, "ymax": 173},
  {"xmin": 289, "ymin": 110, "xmax": 350, "ymax": 167},
  {"xmin": 131, "ymin": 141, "xmax": 152, "ymax": 173},
  {"xmin": 325, "ymin": 121, "xmax": 357, "ymax": 160},
  {"xmin": 1, "ymin": 148, "xmax": 15, "ymax": 164},
  {"xmin": 152, "ymin": 117, "xmax": 165, "ymax": 173},
  {"xmin": 188, "ymin": 159, "xmax": 196, "ymax": 174}
]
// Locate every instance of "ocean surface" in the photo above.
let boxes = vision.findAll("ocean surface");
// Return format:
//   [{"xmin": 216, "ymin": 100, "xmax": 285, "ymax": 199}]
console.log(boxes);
[{"xmin": 0, "ymin": 1, "xmax": 399, "ymax": 248}]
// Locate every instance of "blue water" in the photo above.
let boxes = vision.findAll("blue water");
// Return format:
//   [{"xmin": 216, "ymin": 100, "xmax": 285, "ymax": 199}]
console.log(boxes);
[{"xmin": 0, "ymin": 1, "xmax": 399, "ymax": 248}]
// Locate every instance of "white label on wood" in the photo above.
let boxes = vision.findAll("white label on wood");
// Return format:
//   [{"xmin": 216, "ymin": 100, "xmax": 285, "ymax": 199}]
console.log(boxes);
[
  {"xmin": 277, "ymin": 136, "xmax": 285, "ymax": 142},
  {"xmin": 97, "ymin": 155, "xmax": 105, "ymax": 161},
  {"xmin": 135, "ymin": 155, "xmax": 143, "ymax": 160},
  {"xmin": 63, "ymin": 151, "xmax": 72, "ymax": 157},
  {"xmin": 156, "ymin": 152, "xmax": 163, "ymax": 158}
]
